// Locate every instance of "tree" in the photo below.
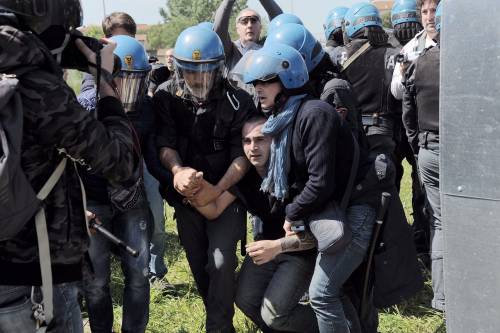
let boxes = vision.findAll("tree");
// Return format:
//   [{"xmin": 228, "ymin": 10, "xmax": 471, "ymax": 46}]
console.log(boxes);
[
  {"xmin": 148, "ymin": 0, "xmax": 247, "ymax": 49},
  {"xmin": 83, "ymin": 25, "xmax": 104, "ymax": 39}
]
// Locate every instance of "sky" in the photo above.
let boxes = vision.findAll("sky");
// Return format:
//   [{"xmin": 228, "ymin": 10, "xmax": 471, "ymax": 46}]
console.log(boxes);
[{"xmin": 82, "ymin": 0, "xmax": 362, "ymax": 41}]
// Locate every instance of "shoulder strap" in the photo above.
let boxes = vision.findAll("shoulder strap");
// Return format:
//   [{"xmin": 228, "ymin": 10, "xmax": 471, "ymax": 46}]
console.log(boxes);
[
  {"xmin": 341, "ymin": 133, "xmax": 360, "ymax": 211},
  {"xmin": 341, "ymin": 42, "xmax": 371, "ymax": 73}
]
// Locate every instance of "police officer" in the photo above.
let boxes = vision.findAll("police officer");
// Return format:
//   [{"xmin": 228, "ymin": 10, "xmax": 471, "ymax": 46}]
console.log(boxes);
[
  {"xmin": 391, "ymin": 0, "xmax": 440, "ymax": 100},
  {"xmin": 0, "ymin": 1, "xmax": 135, "ymax": 331},
  {"xmin": 390, "ymin": 0, "xmax": 432, "ymax": 266},
  {"xmin": 340, "ymin": 2, "xmax": 401, "ymax": 157},
  {"xmin": 324, "ymin": 7, "xmax": 349, "ymax": 67},
  {"xmin": 78, "ymin": 35, "xmax": 155, "ymax": 333},
  {"xmin": 153, "ymin": 26, "xmax": 255, "ymax": 332},
  {"xmin": 403, "ymin": 2, "xmax": 443, "ymax": 311},
  {"xmin": 267, "ymin": 12, "xmax": 303, "ymax": 33},
  {"xmin": 391, "ymin": 0, "xmax": 423, "ymax": 46}
]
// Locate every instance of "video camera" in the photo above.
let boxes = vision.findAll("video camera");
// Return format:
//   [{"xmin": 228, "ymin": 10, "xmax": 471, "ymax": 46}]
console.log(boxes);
[
  {"xmin": 395, "ymin": 50, "xmax": 421, "ymax": 64},
  {"xmin": 59, "ymin": 30, "xmax": 121, "ymax": 76}
]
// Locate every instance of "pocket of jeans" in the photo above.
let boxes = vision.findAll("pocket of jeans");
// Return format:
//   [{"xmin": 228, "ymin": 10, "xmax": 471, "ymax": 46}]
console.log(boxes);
[{"xmin": 0, "ymin": 293, "xmax": 31, "ymax": 314}]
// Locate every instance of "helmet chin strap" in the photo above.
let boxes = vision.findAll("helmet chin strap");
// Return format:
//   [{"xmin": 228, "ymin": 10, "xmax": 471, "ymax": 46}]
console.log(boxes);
[{"xmin": 50, "ymin": 33, "xmax": 71, "ymax": 64}]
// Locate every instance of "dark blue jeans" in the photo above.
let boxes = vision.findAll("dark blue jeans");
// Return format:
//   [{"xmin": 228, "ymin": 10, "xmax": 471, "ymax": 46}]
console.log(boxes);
[
  {"xmin": 144, "ymin": 166, "xmax": 168, "ymax": 279},
  {"xmin": 84, "ymin": 201, "xmax": 152, "ymax": 333},
  {"xmin": 173, "ymin": 200, "xmax": 246, "ymax": 333},
  {"xmin": 309, "ymin": 204, "xmax": 376, "ymax": 333},
  {"xmin": 0, "ymin": 282, "xmax": 82, "ymax": 333},
  {"xmin": 236, "ymin": 252, "xmax": 318, "ymax": 333}
]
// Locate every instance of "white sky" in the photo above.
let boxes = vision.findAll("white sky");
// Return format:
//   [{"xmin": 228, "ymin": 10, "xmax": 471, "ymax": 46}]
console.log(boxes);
[{"xmin": 82, "ymin": 0, "xmax": 362, "ymax": 41}]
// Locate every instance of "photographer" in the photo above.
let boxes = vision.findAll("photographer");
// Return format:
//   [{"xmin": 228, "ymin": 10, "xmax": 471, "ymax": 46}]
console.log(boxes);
[{"xmin": 0, "ymin": 1, "xmax": 136, "ymax": 332}]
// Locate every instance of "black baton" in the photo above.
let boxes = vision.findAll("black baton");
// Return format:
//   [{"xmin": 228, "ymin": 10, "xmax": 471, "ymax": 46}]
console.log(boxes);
[
  {"xmin": 361, "ymin": 192, "xmax": 392, "ymax": 318},
  {"xmin": 89, "ymin": 219, "xmax": 139, "ymax": 257}
]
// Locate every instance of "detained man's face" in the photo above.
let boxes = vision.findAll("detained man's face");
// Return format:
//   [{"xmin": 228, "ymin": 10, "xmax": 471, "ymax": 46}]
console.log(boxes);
[
  {"xmin": 242, "ymin": 122, "xmax": 271, "ymax": 168},
  {"xmin": 236, "ymin": 10, "xmax": 262, "ymax": 43},
  {"xmin": 254, "ymin": 80, "xmax": 283, "ymax": 110},
  {"xmin": 421, "ymin": 0, "xmax": 438, "ymax": 37}
]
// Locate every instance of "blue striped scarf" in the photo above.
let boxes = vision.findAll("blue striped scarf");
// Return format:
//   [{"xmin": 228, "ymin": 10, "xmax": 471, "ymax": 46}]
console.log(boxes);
[{"xmin": 260, "ymin": 94, "xmax": 307, "ymax": 200}]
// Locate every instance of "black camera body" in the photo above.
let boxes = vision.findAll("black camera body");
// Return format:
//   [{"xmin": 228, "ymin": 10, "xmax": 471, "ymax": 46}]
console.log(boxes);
[
  {"xmin": 60, "ymin": 31, "xmax": 121, "ymax": 76},
  {"xmin": 395, "ymin": 50, "xmax": 421, "ymax": 64}
]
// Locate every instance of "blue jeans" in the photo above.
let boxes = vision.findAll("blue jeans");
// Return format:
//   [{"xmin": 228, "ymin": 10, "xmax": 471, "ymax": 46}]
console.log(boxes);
[
  {"xmin": 236, "ymin": 252, "xmax": 318, "ymax": 333},
  {"xmin": 0, "ymin": 282, "xmax": 82, "ymax": 333},
  {"xmin": 309, "ymin": 204, "xmax": 376, "ymax": 333},
  {"xmin": 418, "ymin": 146, "xmax": 444, "ymax": 311},
  {"xmin": 144, "ymin": 166, "xmax": 168, "ymax": 279},
  {"xmin": 84, "ymin": 201, "xmax": 152, "ymax": 333}
]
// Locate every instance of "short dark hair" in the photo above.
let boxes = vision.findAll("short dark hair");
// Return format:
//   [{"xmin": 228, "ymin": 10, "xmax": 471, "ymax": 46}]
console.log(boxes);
[
  {"xmin": 416, "ymin": 0, "xmax": 440, "ymax": 15},
  {"xmin": 102, "ymin": 12, "xmax": 136, "ymax": 37}
]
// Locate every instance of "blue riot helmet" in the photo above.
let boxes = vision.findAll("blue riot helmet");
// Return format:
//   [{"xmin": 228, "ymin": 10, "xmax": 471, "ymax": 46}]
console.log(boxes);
[
  {"xmin": 435, "ymin": 1, "xmax": 443, "ymax": 33},
  {"xmin": 343, "ymin": 2, "xmax": 383, "ymax": 38},
  {"xmin": 197, "ymin": 21, "xmax": 214, "ymax": 30},
  {"xmin": 110, "ymin": 35, "xmax": 151, "ymax": 112},
  {"xmin": 391, "ymin": 0, "xmax": 419, "ymax": 27},
  {"xmin": 173, "ymin": 26, "xmax": 225, "ymax": 102},
  {"xmin": 324, "ymin": 7, "xmax": 349, "ymax": 40},
  {"xmin": 233, "ymin": 43, "xmax": 308, "ymax": 90},
  {"xmin": 264, "ymin": 23, "xmax": 325, "ymax": 73},
  {"xmin": 268, "ymin": 13, "xmax": 303, "ymax": 33}
]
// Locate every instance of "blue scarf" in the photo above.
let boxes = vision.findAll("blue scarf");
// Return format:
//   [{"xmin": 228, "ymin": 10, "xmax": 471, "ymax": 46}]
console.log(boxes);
[{"xmin": 261, "ymin": 94, "xmax": 307, "ymax": 200}]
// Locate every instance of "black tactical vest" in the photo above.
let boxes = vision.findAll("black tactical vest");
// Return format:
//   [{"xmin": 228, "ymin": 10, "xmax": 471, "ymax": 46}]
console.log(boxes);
[{"xmin": 414, "ymin": 46, "xmax": 440, "ymax": 133}]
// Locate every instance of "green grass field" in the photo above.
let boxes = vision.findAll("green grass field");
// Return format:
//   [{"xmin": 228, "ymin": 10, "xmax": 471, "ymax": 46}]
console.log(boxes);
[
  {"xmin": 67, "ymin": 74, "xmax": 445, "ymax": 332},
  {"xmin": 79, "ymin": 161, "xmax": 445, "ymax": 333}
]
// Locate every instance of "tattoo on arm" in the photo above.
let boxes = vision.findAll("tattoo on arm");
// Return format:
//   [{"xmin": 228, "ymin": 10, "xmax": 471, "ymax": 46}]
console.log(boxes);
[{"xmin": 279, "ymin": 231, "xmax": 316, "ymax": 253}]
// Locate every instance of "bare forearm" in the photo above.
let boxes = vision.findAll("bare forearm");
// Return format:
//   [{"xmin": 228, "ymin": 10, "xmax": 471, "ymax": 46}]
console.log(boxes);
[
  {"xmin": 216, "ymin": 156, "xmax": 250, "ymax": 192},
  {"xmin": 159, "ymin": 147, "xmax": 183, "ymax": 174},
  {"xmin": 279, "ymin": 231, "xmax": 316, "ymax": 253}
]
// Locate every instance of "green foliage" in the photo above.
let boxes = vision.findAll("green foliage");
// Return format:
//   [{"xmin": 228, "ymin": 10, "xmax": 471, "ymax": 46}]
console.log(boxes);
[
  {"xmin": 147, "ymin": 0, "xmax": 247, "ymax": 49},
  {"xmin": 83, "ymin": 24, "xmax": 104, "ymax": 39},
  {"xmin": 382, "ymin": 11, "xmax": 393, "ymax": 29}
]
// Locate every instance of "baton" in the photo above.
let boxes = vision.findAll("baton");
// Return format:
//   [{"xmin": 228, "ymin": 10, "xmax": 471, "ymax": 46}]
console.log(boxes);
[
  {"xmin": 361, "ymin": 192, "xmax": 392, "ymax": 319},
  {"xmin": 89, "ymin": 219, "xmax": 139, "ymax": 257}
]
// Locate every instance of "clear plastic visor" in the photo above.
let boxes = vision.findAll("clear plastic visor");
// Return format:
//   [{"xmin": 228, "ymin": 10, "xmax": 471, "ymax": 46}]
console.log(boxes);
[
  {"xmin": 115, "ymin": 70, "xmax": 150, "ymax": 113},
  {"xmin": 175, "ymin": 59, "xmax": 223, "ymax": 101}
]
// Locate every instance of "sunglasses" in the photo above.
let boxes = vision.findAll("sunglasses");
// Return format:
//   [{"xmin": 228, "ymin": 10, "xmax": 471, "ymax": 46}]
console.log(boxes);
[{"xmin": 238, "ymin": 16, "xmax": 260, "ymax": 25}]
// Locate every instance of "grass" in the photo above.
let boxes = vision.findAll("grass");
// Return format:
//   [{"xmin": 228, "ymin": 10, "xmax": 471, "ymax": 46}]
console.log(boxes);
[
  {"xmin": 81, "ymin": 161, "xmax": 446, "ymax": 332},
  {"xmin": 68, "ymin": 67, "xmax": 445, "ymax": 332}
]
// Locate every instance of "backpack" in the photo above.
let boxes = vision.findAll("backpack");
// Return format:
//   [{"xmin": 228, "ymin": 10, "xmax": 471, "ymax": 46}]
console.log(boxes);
[{"xmin": 0, "ymin": 72, "xmax": 67, "ymax": 332}]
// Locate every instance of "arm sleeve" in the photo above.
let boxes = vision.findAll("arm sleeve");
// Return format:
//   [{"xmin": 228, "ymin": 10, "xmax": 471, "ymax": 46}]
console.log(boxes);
[
  {"xmin": 153, "ymin": 89, "xmax": 178, "ymax": 151},
  {"xmin": 24, "ymin": 70, "xmax": 135, "ymax": 182},
  {"xmin": 285, "ymin": 108, "xmax": 339, "ymax": 222},
  {"xmin": 259, "ymin": 0, "xmax": 283, "ymax": 19},
  {"xmin": 213, "ymin": 0, "xmax": 237, "ymax": 60},
  {"xmin": 391, "ymin": 61, "xmax": 404, "ymax": 100},
  {"xmin": 402, "ymin": 64, "xmax": 420, "ymax": 154}
]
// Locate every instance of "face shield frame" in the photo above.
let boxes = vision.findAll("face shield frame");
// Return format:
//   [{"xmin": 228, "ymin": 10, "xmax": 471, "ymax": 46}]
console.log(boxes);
[
  {"xmin": 115, "ymin": 68, "xmax": 151, "ymax": 113},
  {"xmin": 174, "ymin": 58, "xmax": 224, "ymax": 102}
]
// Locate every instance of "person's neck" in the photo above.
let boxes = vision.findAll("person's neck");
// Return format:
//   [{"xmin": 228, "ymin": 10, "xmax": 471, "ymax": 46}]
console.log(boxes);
[
  {"xmin": 255, "ymin": 165, "xmax": 267, "ymax": 178},
  {"xmin": 426, "ymin": 30, "xmax": 437, "ymax": 43}
]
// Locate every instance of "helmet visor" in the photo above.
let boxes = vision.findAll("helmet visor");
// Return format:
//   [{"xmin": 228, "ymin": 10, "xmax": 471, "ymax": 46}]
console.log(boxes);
[
  {"xmin": 231, "ymin": 50, "xmax": 289, "ymax": 85},
  {"xmin": 116, "ymin": 70, "xmax": 150, "ymax": 113},
  {"xmin": 175, "ymin": 59, "xmax": 223, "ymax": 101}
]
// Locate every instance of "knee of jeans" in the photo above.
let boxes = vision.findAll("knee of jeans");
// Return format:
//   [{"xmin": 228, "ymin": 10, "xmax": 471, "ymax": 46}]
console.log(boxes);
[
  {"xmin": 206, "ymin": 248, "xmax": 236, "ymax": 273},
  {"xmin": 308, "ymin": 280, "xmax": 341, "ymax": 310},
  {"xmin": 235, "ymin": 292, "xmax": 258, "ymax": 320},
  {"xmin": 261, "ymin": 298, "xmax": 287, "ymax": 330}
]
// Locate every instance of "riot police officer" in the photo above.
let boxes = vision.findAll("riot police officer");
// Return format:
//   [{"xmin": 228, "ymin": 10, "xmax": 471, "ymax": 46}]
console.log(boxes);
[
  {"xmin": 323, "ymin": 7, "xmax": 349, "ymax": 67},
  {"xmin": 403, "ymin": 2, "xmax": 444, "ymax": 312},
  {"xmin": 391, "ymin": 0, "xmax": 423, "ymax": 46},
  {"xmin": 153, "ymin": 26, "xmax": 255, "ymax": 332},
  {"xmin": 341, "ymin": 2, "xmax": 401, "ymax": 157}
]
